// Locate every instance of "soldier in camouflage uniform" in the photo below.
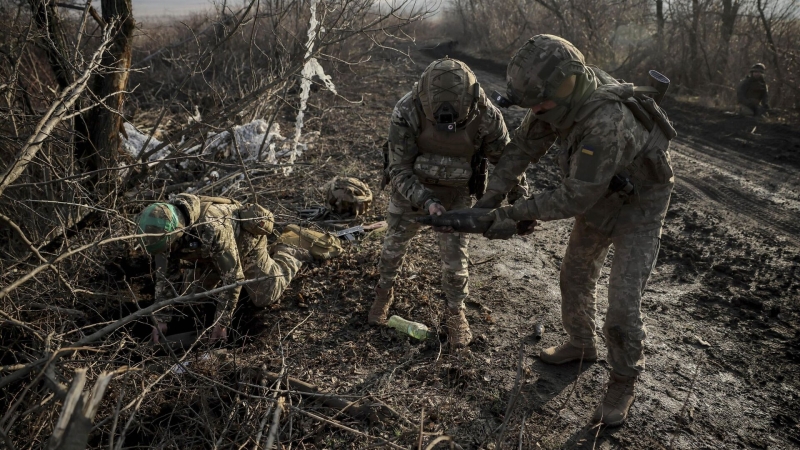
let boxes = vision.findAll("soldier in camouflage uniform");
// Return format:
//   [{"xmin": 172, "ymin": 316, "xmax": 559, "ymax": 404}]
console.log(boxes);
[
  {"xmin": 736, "ymin": 63, "xmax": 770, "ymax": 117},
  {"xmin": 137, "ymin": 193, "xmax": 308, "ymax": 343},
  {"xmin": 369, "ymin": 58, "xmax": 526, "ymax": 349},
  {"xmin": 475, "ymin": 35, "xmax": 676, "ymax": 425}
]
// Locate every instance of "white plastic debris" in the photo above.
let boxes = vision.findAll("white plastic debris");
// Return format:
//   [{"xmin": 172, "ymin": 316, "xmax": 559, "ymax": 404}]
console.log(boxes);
[{"xmin": 121, "ymin": 120, "xmax": 318, "ymax": 165}]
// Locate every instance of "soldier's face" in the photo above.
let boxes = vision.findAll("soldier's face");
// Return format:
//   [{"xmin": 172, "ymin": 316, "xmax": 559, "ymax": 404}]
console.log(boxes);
[
  {"xmin": 752, "ymin": 71, "xmax": 764, "ymax": 79},
  {"xmin": 530, "ymin": 100, "xmax": 557, "ymax": 114}
]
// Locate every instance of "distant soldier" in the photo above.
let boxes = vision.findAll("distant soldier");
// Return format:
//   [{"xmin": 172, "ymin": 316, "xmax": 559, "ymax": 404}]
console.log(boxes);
[
  {"xmin": 475, "ymin": 35, "xmax": 676, "ymax": 425},
  {"xmin": 369, "ymin": 58, "xmax": 526, "ymax": 349},
  {"xmin": 136, "ymin": 194, "xmax": 309, "ymax": 343},
  {"xmin": 737, "ymin": 63, "xmax": 770, "ymax": 116}
]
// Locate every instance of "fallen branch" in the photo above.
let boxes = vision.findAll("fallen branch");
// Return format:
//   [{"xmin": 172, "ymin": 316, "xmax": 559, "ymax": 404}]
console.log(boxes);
[{"xmin": 260, "ymin": 372, "xmax": 391, "ymax": 425}]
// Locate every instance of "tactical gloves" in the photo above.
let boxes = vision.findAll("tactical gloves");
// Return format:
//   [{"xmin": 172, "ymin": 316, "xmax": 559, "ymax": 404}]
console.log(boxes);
[
  {"xmin": 482, "ymin": 207, "xmax": 518, "ymax": 239},
  {"xmin": 481, "ymin": 206, "xmax": 538, "ymax": 240}
]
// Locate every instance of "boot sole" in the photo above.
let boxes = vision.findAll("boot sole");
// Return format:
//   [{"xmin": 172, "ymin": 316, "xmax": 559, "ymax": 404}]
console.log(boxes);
[{"xmin": 539, "ymin": 353, "xmax": 598, "ymax": 365}]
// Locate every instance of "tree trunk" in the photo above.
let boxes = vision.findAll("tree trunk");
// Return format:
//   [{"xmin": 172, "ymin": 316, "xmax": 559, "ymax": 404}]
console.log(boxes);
[
  {"xmin": 655, "ymin": 0, "xmax": 665, "ymax": 65},
  {"xmin": 688, "ymin": 0, "xmax": 701, "ymax": 87},
  {"xmin": 716, "ymin": 0, "xmax": 740, "ymax": 84},
  {"xmin": 756, "ymin": 0, "xmax": 783, "ymax": 104},
  {"xmin": 28, "ymin": 0, "xmax": 72, "ymax": 89},
  {"xmin": 75, "ymin": 0, "xmax": 135, "ymax": 193}
]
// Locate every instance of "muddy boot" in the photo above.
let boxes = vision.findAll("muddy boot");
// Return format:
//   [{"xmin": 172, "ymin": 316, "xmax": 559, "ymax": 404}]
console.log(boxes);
[
  {"xmin": 445, "ymin": 307, "xmax": 472, "ymax": 349},
  {"xmin": 592, "ymin": 372, "xmax": 637, "ymax": 426},
  {"xmin": 539, "ymin": 341, "xmax": 598, "ymax": 365},
  {"xmin": 368, "ymin": 285, "xmax": 394, "ymax": 325}
]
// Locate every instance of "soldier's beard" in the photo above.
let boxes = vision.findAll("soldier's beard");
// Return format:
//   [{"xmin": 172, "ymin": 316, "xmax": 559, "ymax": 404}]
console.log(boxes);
[{"xmin": 534, "ymin": 68, "xmax": 598, "ymax": 129}]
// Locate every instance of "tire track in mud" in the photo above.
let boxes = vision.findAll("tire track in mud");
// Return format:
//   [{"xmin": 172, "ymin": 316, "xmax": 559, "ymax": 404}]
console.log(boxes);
[{"xmin": 677, "ymin": 174, "xmax": 800, "ymax": 245}]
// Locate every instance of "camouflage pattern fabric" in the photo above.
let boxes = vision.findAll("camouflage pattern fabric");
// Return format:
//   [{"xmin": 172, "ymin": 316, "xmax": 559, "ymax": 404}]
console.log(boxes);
[
  {"xmin": 559, "ymin": 216, "xmax": 660, "ymax": 377},
  {"xmin": 387, "ymin": 89, "xmax": 519, "ymax": 210},
  {"xmin": 153, "ymin": 196, "xmax": 302, "ymax": 327},
  {"xmin": 736, "ymin": 75, "xmax": 769, "ymax": 114},
  {"xmin": 323, "ymin": 177, "xmax": 373, "ymax": 216},
  {"xmin": 378, "ymin": 186, "xmax": 473, "ymax": 309},
  {"xmin": 482, "ymin": 80, "xmax": 674, "ymax": 377}
]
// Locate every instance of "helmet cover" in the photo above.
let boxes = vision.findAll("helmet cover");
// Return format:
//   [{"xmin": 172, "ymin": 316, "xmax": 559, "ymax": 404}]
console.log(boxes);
[
  {"xmin": 136, "ymin": 203, "xmax": 185, "ymax": 254},
  {"xmin": 506, "ymin": 34, "xmax": 587, "ymax": 108},
  {"xmin": 323, "ymin": 177, "xmax": 373, "ymax": 216},
  {"xmin": 414, "ymin": 58, "xmax": 479, "ymax": 127}
]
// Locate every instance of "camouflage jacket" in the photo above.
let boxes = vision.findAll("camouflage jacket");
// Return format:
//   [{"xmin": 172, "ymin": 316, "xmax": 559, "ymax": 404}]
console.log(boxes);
[
  {"xmin": 387, "ymin": 89, "xmax": 510, "ymax": 209},
  {"xmin": 155, "ymin": 194, "xmax": 260, "ymax": 327},
  {"xmin": 486, "ymin": 85, "xmax": 674, "ymax": 236},
  {"xmin": 736, "ymin": 75, "xmax": 769, "ymax": 107}
]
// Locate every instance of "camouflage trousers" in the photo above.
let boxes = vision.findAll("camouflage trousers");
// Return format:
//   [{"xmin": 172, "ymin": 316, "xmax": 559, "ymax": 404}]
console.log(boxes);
[
  {"xmin": 186, "ymin": 236, "xmax": 303, "ymax": 309},
  {"xmin": 378, "ymin": 186, "xmax": 472, "ymax": 309},
  {"xmin": 560, "ymin": 216, "xmax": 661, "ymax": 377}
]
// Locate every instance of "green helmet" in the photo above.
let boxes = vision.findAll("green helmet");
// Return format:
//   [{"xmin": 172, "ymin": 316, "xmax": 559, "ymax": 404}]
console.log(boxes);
[
  {"xmin": 751, "ymin": 63, "xmax": 766, "ymax": 73},
  {"xmin": 414, "ymin": 58, "xmax": 480, "ymax": 130},
  {"xmin": 502, "ymin": 35, "xmax": 587, "ymax": 108},
  {"xmin": 239, "ymin": 204, "xmax": 274, "ymax": 235},
  {"xmin": 136, "ymin": 203, "xmax": 186, "ymax": 254}
]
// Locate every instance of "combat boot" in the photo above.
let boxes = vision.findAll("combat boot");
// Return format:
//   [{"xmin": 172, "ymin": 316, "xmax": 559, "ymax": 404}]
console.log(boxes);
[
  {"xmin": 368, "ymin": 285, "xmax": 393, "ymax": 325},
  {"xmin": 445, "ymin": 307, "xmax": 472, "ymax": 349},
  {"xmin": 539, "ymin": 341, "xmax": 598, "ymax": 365},
  {"xmin": 592, "ymin": 372, "xmax": 637, "ymax": 426}
]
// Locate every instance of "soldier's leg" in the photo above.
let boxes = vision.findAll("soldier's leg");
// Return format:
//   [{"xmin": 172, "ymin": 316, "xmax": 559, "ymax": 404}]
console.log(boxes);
[
  {"xmin": 560, "ymin": 217, "xmax": 612, "ymax": 348},
  {"xmin": 243, "ymin": 237, "xmax": 303, "ymax": 307},
  {"xmin": 438, "ymin": 191, "xmax": 472, "ymax": 309},
  {"xmin": 377, "ymin": 211, "xmax": 422, "ymax": 289},
  {"xmin": 604, "ymin": 232, "xmax": 660, "ymax": 377}
]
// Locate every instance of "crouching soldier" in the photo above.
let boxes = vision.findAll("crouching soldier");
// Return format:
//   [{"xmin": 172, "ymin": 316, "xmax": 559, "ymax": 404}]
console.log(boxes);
[
  {"xmin": 136, "ymin": 194, "xmax": 310, "ymax": 343},
  {"xmin": 369, "ymin": 57, "xmax": 526, "ymax": 349},
  {"xmin": 736, "ymin": 63, "xmax": 770, "ymax": 117}
]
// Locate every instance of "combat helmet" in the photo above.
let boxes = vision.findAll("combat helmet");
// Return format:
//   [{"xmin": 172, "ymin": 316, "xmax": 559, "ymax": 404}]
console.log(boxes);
[
  {"xmin": 751, "ymin": 63, "xmax": 766, "ymax": 73},
  {"xmin": 496, "ymin": 35, "xmax": 587, "ymax": 108},
  {"xmin": 239, "ymin": 203, "xmax": 274, "ymax": 235},
  {"xmin": 414, "ymin": 58, "xmax": 481, "ymax": 131},
  {"xmin": 136, "ymin": 203, "xmax": 187, "ymax": 254},
  {"xmin": 323, "ymin": 176, "xmax": 373, "ymax": 216}
]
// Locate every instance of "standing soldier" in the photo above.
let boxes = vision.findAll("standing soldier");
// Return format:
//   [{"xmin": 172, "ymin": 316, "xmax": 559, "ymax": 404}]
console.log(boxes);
[
  {"xmin": 136, "ymin": 193, "xmax": 310, "ymax": 343},
  {"xmin": 369, "ymin": 58, "xmax": 525, "ymax": 349},
  {"xmin": 475, "ymin": 35, "xmax": 676, "ymax": 425},
  {"xmin": 736, "ymin": 63, "xmax": 770, "ymax": 117}
]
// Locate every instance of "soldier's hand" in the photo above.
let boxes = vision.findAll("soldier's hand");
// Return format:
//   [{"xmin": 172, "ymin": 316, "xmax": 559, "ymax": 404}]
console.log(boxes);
[
  {"xmin": 428, "ymin": 203, "xmax": 454, "ymax": 233},
  {"xmin": 480, "ymin": 206, "xmax": 518, "ymax": 240},
  {"xmin": 151, "ymin": 322, "xmax": 167, "ymax": 344}
]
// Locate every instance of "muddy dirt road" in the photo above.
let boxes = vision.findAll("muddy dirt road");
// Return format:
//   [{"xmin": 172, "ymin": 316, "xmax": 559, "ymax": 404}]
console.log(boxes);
[{"xmin": 411, "ymin": 44, "xmax": 800, "ymax": 448}]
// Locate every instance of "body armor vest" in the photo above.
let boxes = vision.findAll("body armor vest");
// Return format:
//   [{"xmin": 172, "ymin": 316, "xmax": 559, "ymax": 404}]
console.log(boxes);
[{"xmin": 412, "ymin": 112, "xmax": 482, "ymax": 187}]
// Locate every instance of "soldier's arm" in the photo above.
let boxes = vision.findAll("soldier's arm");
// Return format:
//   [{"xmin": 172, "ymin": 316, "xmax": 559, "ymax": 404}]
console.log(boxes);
[
  {"xmin": 762, "ymin": 82, "xmax": 770, "ymax": 107},
  {"xmin": 479, "ymin": 103, "xmax": 528, "ymax": 204},
  {"xmin": 200, "ymin": 218, "xmax": 244, "ymax": 328},
  {"xmin": 509, "ymin": 104, "xmax": 627, "ymax": 222},
  {"xmin": 153, "ymin": 253, "xmax": 181, "ymax": 323},
  {"xmin": 387, "ymin": 98, "xmax": 438, "ymax": 209},
  {"xmin": 481, "ymin": 112, "xmax": 556, "ymax": 204}
]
